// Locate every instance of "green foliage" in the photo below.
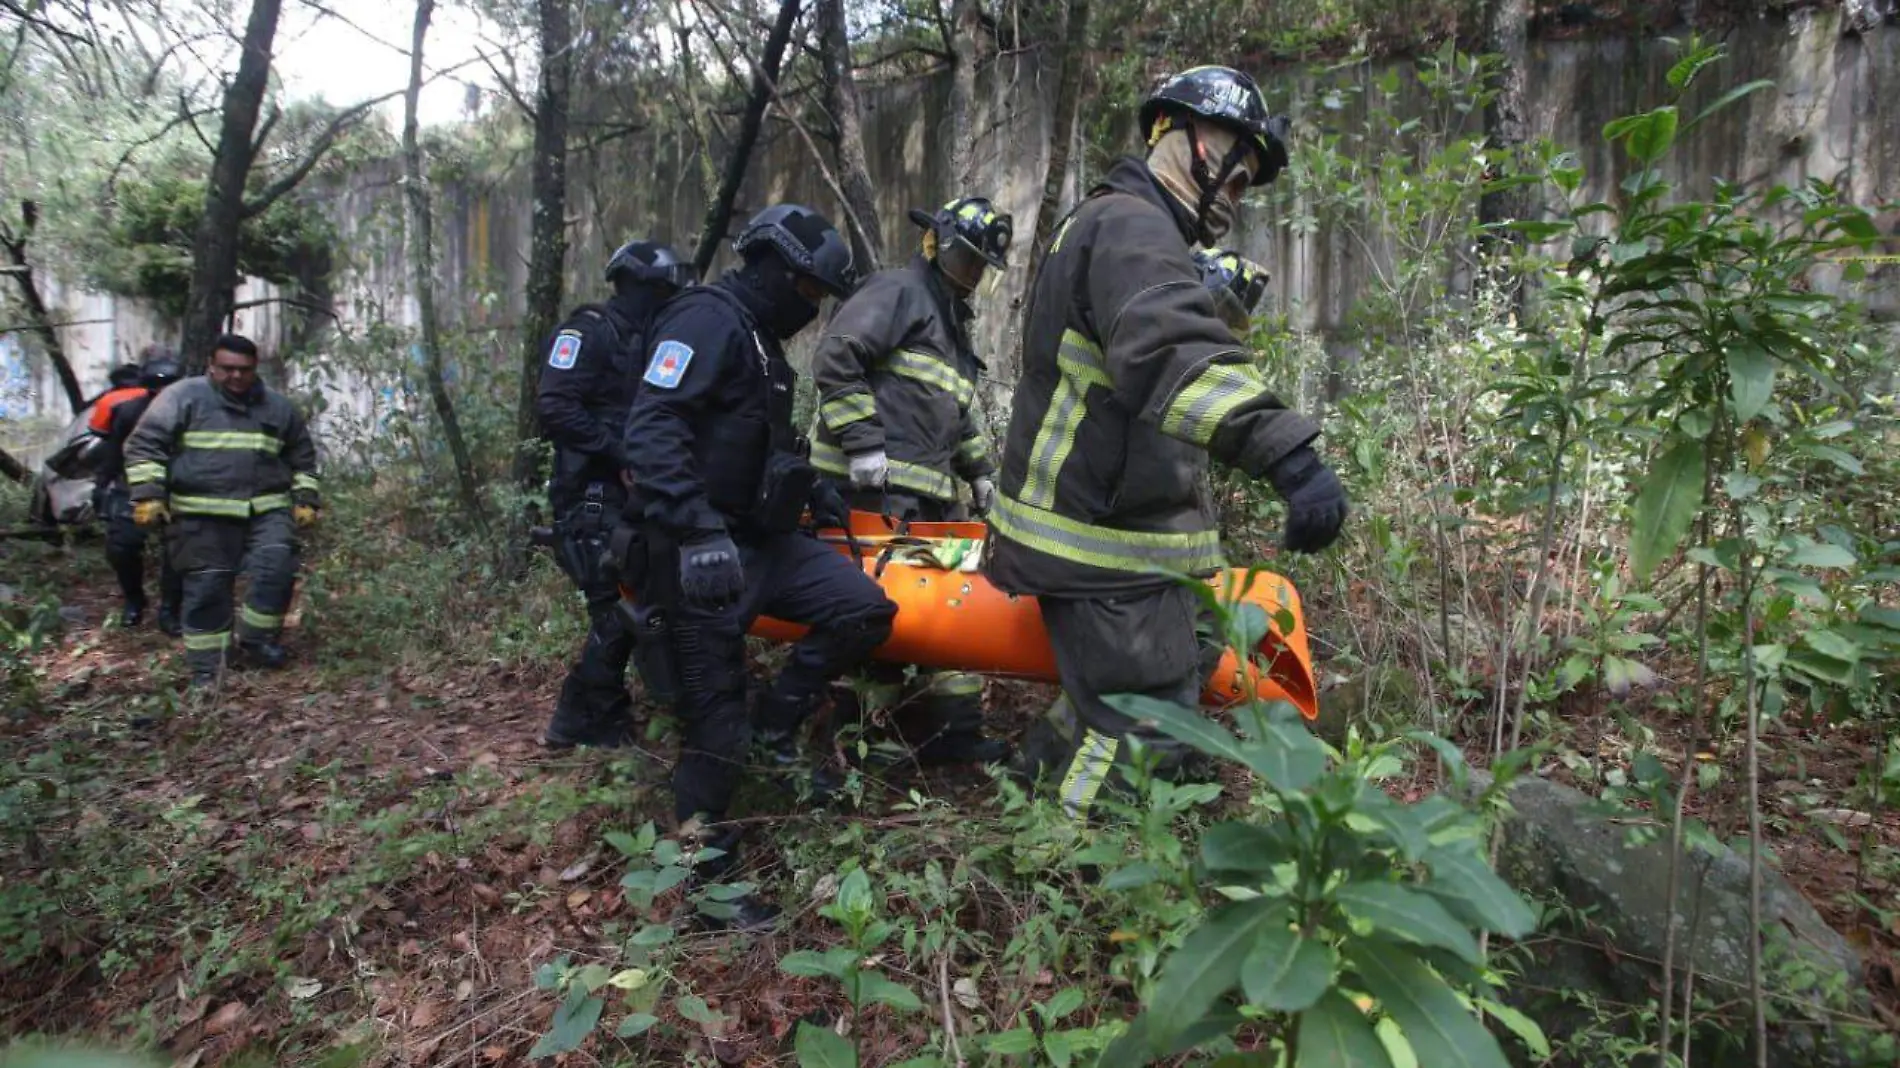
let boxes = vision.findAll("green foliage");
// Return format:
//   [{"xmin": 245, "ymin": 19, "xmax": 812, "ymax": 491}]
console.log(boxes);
[{"xmin": 94, "ymin": 170, "xmax": 335, "ymax": 320}]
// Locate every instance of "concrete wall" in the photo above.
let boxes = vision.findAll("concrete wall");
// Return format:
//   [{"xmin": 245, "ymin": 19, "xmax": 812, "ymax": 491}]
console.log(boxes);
[{"xmin": 4, "ymin": 14, "xmax": 1894, "ymax": 446}]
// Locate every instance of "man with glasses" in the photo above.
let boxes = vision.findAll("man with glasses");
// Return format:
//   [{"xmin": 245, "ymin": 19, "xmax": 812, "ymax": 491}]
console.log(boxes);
[
  {"xmin": 809, "ymin": 195, "xmax": 1014, "ymax": 768},
  {"xmin": 988, "ymin": 66, "xmax": 1349, "ymax": 817},
  {"xmin": 125, "ymin": 333, "xmax": 321, "ymax": 687}
]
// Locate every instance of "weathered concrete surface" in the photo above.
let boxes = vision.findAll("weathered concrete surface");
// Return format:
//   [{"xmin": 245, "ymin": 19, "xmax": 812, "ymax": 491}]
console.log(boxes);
[{"xmin": 1482, "ymin": 772, "xmax": 1889, "ymax": 1067}]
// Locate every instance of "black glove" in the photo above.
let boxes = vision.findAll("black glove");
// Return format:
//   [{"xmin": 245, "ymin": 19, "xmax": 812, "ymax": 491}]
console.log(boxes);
[
  {"xmin": 1266, "ymin": 446, "xmax": 1348, "ymax": 554},
  {"xmin": 809, "ymin": 479, "xmax": 850, "ymax": 530},
  {"xmin": 678, "ymin": 533, "xmax": 745, "ymax": 609}
]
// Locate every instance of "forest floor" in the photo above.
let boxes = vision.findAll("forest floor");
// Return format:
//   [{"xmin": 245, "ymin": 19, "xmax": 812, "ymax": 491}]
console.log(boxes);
[{"xmin": 2, "ymin": 541, "xmax": 1897, "ymax": 1067}]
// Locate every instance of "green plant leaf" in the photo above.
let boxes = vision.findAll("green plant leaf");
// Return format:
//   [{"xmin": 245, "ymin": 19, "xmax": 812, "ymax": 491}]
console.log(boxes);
[
  {"xmin": 780, "ymin": 948, "xmax": 855, "ymax": 979},
  {"xmin": 1106, "ymin": 694, "xmax": 1322, "ymax": 791},
  {"xmin": 1690, "ymin": 79, "xmax": 1776, "ymax": 129},
  {"xmin": 1349, "ymin": 943, "xmax": 1511, "ymax": 1068},
  {"xmin": 1146, "ymin": 898, "xmax": 1287, "ymax": 1048},
  {"xmin": 1045, "ymin": 1030, "xmax": 1075, "ymax": 1068},
  {"xmin": 835, "ymin": 868, "xmax": 874, "ymax": 916},
  {"xmin": 1297, "ymin": 990, "xmax": 1395, "ymax": 1068},
  {"xmin": 1334, "ymin": 881, "xmax": 1482, "ymax": 963},
  {"xmin": 983, "ymin": 1028, "xmax": 1039, "ymax": 1055},
  {"xmin": 529, "ymin": 989, "xmax": 604, "ymax": 1059},
  {"xmin": 1201, "ymin": 821, "xmax": 1292, "ymax": 873},
  {"xmin": 1627, "ymin": 106, "xmax": 1680, "ymax": 161},
  {"xmin": 616, "ymin": 1013, "xmax": 659, "ymax": 1037},
  {"xmin": 1802, "ymin": 629, "xmax": 1861, "ymax": 664},
  {"xmin": 1784, "ymin": 541, "xmax": 1856, "ymax": 569},
  {"xmin": 795, "ymin": 1020, "xmax": 858, "ymax": 1068},
  {"xmin": 1420, "ymin": 847, "xmax": 1534, "ymax": 939},
  {"xmin": 1241, "ymin": 925, "xmax": 1336, "ymax": 1011},
  {"xmin": 674, "ymin": 994, "xmax": 722, "ymax": 1027},
  {"xmin": 1726, "ymin": 344, "xmax": 1775, "ymax": 423},
  {"xmin": 850, "ymin": 971, "xmax": 924, "ymax": 1013},
  {"xmin": 1043, "ymin": 987, "xmax": 1087, "ymax": 1022},
  {"xmin": 1630, "ymin": 440, "xmax": 1706, "ymax": 580},
  {"xmin": 1103, "ymin": 862, "xmax": 1163, "ymax": 890},
  {"xmin": 1477, "ymin": 999, "xmax": 1551, "ymax": 1057}
]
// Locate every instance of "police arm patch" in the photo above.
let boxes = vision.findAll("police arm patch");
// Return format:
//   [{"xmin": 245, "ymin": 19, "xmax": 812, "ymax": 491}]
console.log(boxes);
[
  {"xmin": 643, "ymin": 340, "xmax": 695, "ymax": 389},
  {"xmin": 548, "ymin": 330, "xmax": 583, "ymax": 369}
]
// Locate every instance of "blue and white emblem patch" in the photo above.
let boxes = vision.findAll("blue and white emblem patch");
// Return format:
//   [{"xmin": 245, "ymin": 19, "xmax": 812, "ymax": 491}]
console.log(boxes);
[
  {"xmin": 548, "ymin": 331, "xmax": 582, "ymax": 369},
  {"xmin": 643, "ymin": 340, "xmax": 695, "ymax": 389}
]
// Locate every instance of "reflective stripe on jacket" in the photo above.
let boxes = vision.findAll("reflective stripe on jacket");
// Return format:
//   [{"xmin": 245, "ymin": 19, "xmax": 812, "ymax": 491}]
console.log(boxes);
[
  {"xmin": 810, "ymin": 256, "xmax": 994, "ymax": 502},
  {"xmin": 986, "ymin": 156, "xmax": 1319, "ymax": 597},
  {"xmin": 124, "ymin": 376, "xmax": 321, "ymax": 517}
]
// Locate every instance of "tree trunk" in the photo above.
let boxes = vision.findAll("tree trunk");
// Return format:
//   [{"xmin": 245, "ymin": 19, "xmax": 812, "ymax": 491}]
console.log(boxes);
[
  {"xmin": 946, "ymin": 0, "xmax": 980, "ymax": 191},
  {"xmin": 1479, "ymin": 0, "xmax": 1532, "ymax": 312},
  {"xmin": 1021, "ymin": 0, "xmax": 1088, "ymax": 336},
  {"xmin": 514, "ymin": 0, "xmax": 572, "ymax": 490},
  {"xmin": 180, "ymin": 0, "xmax": 281, "ymax": 368},
  {"xmin": 402, "ymin": 0, "xmax": 484, "ymax": 524},
  {"xmin": 1, "ymin": 201, "xmax": 85, "ymax": 413},
  {"xmin": 691, "ymin": 0, "xmax": 803, "ymax": 276},
  {"xmin": 816, "ymin": 0, "xmax": 882, "ymax": 271},
  {"xmin": 0, "ymin": 444, "xmax": 29, "ymax": 484}
]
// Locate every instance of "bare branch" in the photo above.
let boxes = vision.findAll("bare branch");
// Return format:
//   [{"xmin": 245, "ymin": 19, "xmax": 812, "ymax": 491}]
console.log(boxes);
[
  {"xmin": 105, "ymin": 105, "xmax": 222, "ymax": 195},
  {"xmin": 0, "ymin": 0, "xmax": 93, "ymax": 45}
]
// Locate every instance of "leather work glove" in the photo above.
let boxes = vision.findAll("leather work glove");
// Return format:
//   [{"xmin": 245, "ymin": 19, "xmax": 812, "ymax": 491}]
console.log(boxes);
[
  {"xmin": 678, "ymin": 533, "xmax": 745, "ymax": 609},
  {"xmin": 1266, "ymin": 446, "xmax": 1348, "ymax": 554},
  {"xmin": 809, "ymin": 479, "xmax": 850, "ymax": 531},
  {"xmin": 847, "ymin": 449, "xmax": 888, "ymax": 490},
  {"xmin": 132, "ymin": 499, "xmax": 169, "ymax": 528},
  {"xmin": 970, "ymin": 476, "xmax": 997, "ymax": 516},
  {"xmin": 293, "ymin": 505, "xmax": 321, "ymax": 528}
]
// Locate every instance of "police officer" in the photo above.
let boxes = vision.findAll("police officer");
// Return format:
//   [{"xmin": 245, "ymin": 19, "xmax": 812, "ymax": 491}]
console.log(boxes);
[
  {"xmin": 1194, "ymin": 246, "xmax": 1271, "ymax": 335},
  {"xmin": 809, "ymin": 195, "xmax": 1013, "ymax": 765},
  {"xmin": 537, "ymin": 240, "xmax": 696, "ymax": 749},
  {"xmin": 989, "ymin": 66, "xmax": 1349, "ymax": 817},
  {"xmin": 126, "ymin": 333, "xmax": 321, "ymax": 687},
  {"xmin": 91, "ymin": 348, "xmax": 186, "ymax": 631},
  {"xmin": 622, "ymin": 204, "xmax": 894, "ymax": 926}
]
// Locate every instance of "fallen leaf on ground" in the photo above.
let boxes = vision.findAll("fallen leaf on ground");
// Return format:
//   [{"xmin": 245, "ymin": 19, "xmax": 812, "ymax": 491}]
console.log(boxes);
[
  {"xmin": 204, "ymin": 1002, "xmax": 247, "ymax": 1035},
  {"xmin": 411, "ymin": 999, "xmax": 446, "ymax": 1029}
]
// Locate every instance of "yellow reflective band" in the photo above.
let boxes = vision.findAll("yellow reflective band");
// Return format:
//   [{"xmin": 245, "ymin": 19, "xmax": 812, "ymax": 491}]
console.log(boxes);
[
  {"xmin": 1049, "ymin": 215, "xmax": 1078, "ymax": 255},
  {"xmin": 1161, "ymin": 361, "xmax": 1269, "ymax": 446},
  {"xmin": 1020, "ymin": 331, "xmax": 1109, "ymax": 510},
  {"xmin": 888, "ymin": 460, "xmax": 956, "ymax": 500},
  {"xmin": 886, "ymin": 350, "xmax": 973, "ymax": 406},
  {"xmin": 183, "ymin": 630, "xmax": 231, "ymax": 652},
  {"xmin": 171, "ymin": 495, "xmax": 251, "ymax": 518},
  {"xmin": 955, "ymin": 434, "xmax": 991, "ymax": 464},
  {"xmin": 292, "ymin": 472, "xmax": 320, "ymax": 492},
  {"xmin": 810, "ymin": 438, "xmax": 851, "ymax": 476},
  {"xmin": 1059, "ymin": 728, "xmax": 1119, "ymax": 820},
  {"xmin": 240, "ymin": 605, "xmax": 283, "ymax": 630},
  {"xmin": 820, "ymin": 391, "xmax": 878, "ymax": 432},
  {"xmin": 927, "ymin": 672, "xmax": 984, "ymax": 697},
  {"xmin": 991, "ymin": 494, "xmax": 1225, "ymax": 576},
  {"xmin": 125, "ymin": 462, "xmax": 166, "ymax": 485},
  {"xmin": 183, "ymin": 430, "xmax": 280, "ymax": 451},
  {"xmin": 250, "ymin": 493, "xmax": 292, "ymax": 513}
]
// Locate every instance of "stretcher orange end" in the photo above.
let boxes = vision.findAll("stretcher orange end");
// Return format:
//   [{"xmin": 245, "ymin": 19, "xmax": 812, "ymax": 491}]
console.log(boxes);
[{"xmin": 741, "ymin": 512, "xmax": 1319, "ymax": 720}]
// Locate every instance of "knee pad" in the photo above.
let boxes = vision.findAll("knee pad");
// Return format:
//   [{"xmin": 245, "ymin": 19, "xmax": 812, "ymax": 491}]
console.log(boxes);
[{"xmin": 827, "ymin": 600, "xmax": 896, "ymax": 660}]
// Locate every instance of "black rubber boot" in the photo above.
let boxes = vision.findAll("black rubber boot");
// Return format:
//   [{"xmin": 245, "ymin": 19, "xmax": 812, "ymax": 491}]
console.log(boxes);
[
  {"xmin": 156, "ymin": 604, "xmax": 182, "ymax": 637},
  {"xmin": 120, "ymin": 602, "xmax": 146, "ymax": 628},
  {"xmin": 239, "ymin": 640, "xmax": 288, "ymax": 670},
  {"xmin": 913, "ymin": 731, "xmax": 1013, "ymax": 767},
  {"xmin": 544, "ymin": 681, "xmax": 635, "ymax": 749},
  {"xmin": 692, "ymin": 829, "xmax": 780, "ymax": 933}
]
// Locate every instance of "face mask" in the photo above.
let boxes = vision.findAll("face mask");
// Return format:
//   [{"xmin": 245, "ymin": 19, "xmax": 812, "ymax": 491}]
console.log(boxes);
[{"xmin": 740, "ymin": 259, "xmax": 824, "ymax": 339}]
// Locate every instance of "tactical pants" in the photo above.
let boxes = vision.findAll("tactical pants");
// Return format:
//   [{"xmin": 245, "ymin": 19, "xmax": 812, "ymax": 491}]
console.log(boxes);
[
  {"xmin": 1020, "ymin": 584, "xmax": 1224, "ymax": 818},
  {"xmin": 653, "ymin": 530, "xmax": 896, "ymax": 824},
  {"xmin": 100, "ymin": 483, "xmax": 182, "ymax": 612},
  {"xmin": 834, "ymin": 486, "xmax": 986, "ymax": 752},
  {"xmin": 168, "ymin": 510, "xmax": 298, "ymax": 674},
  {"xmin": 551, "ymin": 491, "xmax": 640, "ymax": 727}
]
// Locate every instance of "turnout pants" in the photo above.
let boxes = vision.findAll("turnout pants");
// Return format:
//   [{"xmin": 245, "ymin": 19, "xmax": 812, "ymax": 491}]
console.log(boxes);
[
  {"xmin": 552, "ymin": 487, "xmax": 641, "ymax": 725},
  {"xmin": 649, "ymin": 530, "xmax": 896, "ymax": 824},
  {"xmin": 100, "ymin": 483, "xmax": 181, "ymax": 611},
  {"xmin": 1021, "ymin": 584, "xmax": 1224, "ymax": 819},
  {"xmin": 835, "ymin": 486, "xmax": 985, "ymax": 751},
  {"xmin": 168, "ymin": 510, "xmax": 298, "ymax": 674}
]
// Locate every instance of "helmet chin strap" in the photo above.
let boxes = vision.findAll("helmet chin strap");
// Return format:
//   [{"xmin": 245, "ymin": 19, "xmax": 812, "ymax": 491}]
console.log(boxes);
[{"xmin": 1186, "ymin": 122, "xmax": 1253, "ymax": 242}]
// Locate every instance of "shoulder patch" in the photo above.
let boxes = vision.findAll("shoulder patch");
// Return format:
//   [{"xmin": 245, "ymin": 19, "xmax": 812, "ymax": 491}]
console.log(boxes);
[
  {"xmin": 548, "ymin": 330, "xmax": 583, "ymax": 370},
  {"xmin": 643, "ymin": 340, "xmax": 695, "ymax": 389}
]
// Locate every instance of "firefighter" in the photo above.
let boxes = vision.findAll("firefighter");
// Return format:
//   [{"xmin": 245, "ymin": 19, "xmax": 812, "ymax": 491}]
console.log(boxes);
[
  {"xmin": 125, "ymin": 333, "xmax": 322, "ymax": 687},
  {"xmin": 621, "ymin": 204, "xmax": 892, "ymax": 927},
  {"xmin": 808, "ymin": 196, "xmax": 1013, "ymax": 766},
  {"xmin": 90, "ymin": 347, "xmax": 186, "ymax": 630},
  {"xmin": 537, "ymin": 239, "xmax": 697, "ymax": 749},
  {"xmin": 1194, "ymin": 246, "xmax": 1271, "ymax": 334},
  {"xmin": 988, "ymin": 66, "xmax": 1349, "ymax": 817}
]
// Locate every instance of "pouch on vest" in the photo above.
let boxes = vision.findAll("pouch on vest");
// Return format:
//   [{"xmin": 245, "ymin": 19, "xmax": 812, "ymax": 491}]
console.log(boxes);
[{"xmin": 753, "ymin": 450, "xmax": 817, "ymax": 534}]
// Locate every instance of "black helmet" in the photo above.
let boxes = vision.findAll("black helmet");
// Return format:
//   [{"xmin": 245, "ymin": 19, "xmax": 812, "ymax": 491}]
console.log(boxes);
[
  {"xmin": 908, "ymin": 196, "xmax": 1013, "ymax": 269},
  {"xmin": 732, "ymin": 204, "xmax": 858, "ymax": 297},
  {"xmin": 605, "ymin": 239, "xmax": 697, "ymax": 289},
  {"xmin": 140, "ymin": 357, "xmax": 184, "ymax": 389},
  {"xmin": 108, "ymin": 363, "xmax": 142, "ymax": 388},
  {"xmin": 1139, "ymin": 66, "xmax": 1291, "ymax": 186},
  {"xmin": 1194, "ymin": 247, "xmax": 1269, "ymax": 332}
]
